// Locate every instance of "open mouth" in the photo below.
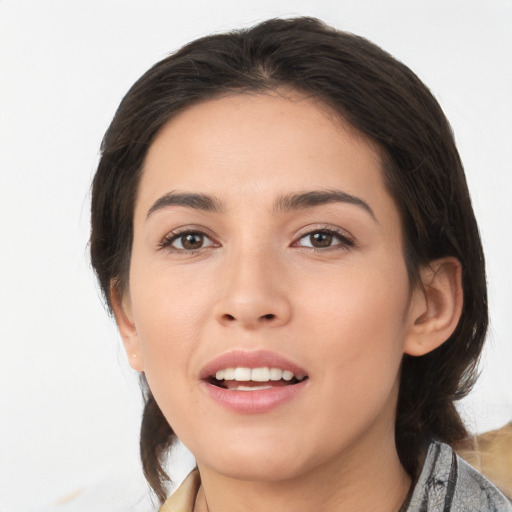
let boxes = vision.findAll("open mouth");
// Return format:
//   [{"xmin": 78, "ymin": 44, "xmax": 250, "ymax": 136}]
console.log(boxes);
[{"xmin": 208, "ymin": 367, "xmax": 308, "ymax": 391}]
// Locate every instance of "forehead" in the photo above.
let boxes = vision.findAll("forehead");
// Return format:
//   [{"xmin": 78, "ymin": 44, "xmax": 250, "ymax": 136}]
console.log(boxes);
[{"xmin": 136, "ymin": 91, "xmax": 394, "ymax": 222}]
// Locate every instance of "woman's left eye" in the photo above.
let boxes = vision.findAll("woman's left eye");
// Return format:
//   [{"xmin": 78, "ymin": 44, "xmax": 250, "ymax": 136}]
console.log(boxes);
[
  {"xmin": 160, "ymin": 231, "xmax": 216, "ymax": 251},
  {"xmin": 295, "ymin": 229, "xmax": 353, "ymax": 249}
]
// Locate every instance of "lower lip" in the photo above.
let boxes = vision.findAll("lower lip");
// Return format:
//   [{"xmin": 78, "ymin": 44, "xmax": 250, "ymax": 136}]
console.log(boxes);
[{"xmin": 201, "ymin": 380, "xmax": 308, "ymax": 414}]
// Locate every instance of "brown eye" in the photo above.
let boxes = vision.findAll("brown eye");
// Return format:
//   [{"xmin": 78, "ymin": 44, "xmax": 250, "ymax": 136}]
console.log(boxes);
[
  {"xmin": 180, "ymin": 233, "xmax": 204, "ymax": 250},
  {"xmin": 309, "ymin": 232, "xmax": 333, "ymax": 248},
  {"xmin": 296, "ymin": 229, "xmax": 353, "ymax": 250},
  {"xmin": 162, "ymin": 231, "xmax": 216, "ymax": 251}
]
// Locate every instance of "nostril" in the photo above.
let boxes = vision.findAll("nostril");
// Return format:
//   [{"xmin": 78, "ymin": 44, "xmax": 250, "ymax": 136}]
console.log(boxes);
[{"xmin": 219, "ymin": 312, "xmax": 278, "ymax": 324}]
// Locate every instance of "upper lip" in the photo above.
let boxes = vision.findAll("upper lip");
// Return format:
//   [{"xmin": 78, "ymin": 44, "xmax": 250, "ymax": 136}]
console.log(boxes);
[{"xmin": 199, "ymin": 349, "xmax": 308, "ymax": 380}]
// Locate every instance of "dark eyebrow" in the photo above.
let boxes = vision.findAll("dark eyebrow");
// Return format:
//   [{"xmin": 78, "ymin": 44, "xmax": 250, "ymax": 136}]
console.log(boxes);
[
  {"xmin": 146, "ymin": 192, "xmax": 222, "ymax": 219},
  {"xmin": 274, "ymin": 190, "xmax": 376, "ymax": 221}
]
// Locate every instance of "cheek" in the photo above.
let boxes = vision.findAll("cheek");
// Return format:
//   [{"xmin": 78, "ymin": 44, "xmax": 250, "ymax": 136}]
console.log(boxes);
[
  {"xmin": 294, "ymin": 272, "xmax": 409, "ymax": 452},
  {"xmin": 302, "ymin": 260, "xmax": 410, "ymax": 390},
  {"xmin": 131, "ymin": 296, "xmax": 206, "ymax": 430},
  {"xmin": 301, "ymin": 256, "xmax": 410, "ymax": 336},
  {"xmin": 128, "ymin": 263, "xmax": 213, "ymax": 386}
]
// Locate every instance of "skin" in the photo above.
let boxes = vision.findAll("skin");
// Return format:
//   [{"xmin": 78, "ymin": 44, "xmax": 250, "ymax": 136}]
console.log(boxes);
[{"xmin": 113, "ymin": 91, "xmax": 463, "ymax": 512}]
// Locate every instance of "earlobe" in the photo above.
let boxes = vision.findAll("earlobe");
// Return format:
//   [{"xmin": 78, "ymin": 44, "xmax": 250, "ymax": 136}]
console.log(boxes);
[
  {"xmin": 404, "ymin": 257, "xmax": 463, "ymax": 357},
  {"xmin": 110, "ymin": 281, "xmax": 144, "ymax": 372}
]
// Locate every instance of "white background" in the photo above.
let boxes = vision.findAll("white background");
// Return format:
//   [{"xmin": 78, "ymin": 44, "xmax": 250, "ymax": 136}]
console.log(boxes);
[{"xmin": 1, "ymin": 1, "xmax": 511, "ymax": 510}]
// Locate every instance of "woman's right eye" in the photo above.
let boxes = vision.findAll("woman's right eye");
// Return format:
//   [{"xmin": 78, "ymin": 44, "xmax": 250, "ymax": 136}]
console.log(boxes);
[{"xmin": 160, "ymin": 231, "xmax": 216, "ymax": 251}]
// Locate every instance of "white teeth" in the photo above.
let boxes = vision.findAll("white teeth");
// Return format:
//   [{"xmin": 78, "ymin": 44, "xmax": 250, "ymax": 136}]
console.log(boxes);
[
  {"xmin": 215, "ymin": 368, "xmax": 236, "ymax": 380},
  {"xmin": 251, "ymin": 367, "xmax": 270, "ymax": 382},
  {"xmin": 282, "ymin": 370, "xmax": 294, "ymax": 381},
  {"xmin": 269, "ymin": 367, "xmax": 283, "ymax": 381},
  {"xmin": 234, "ymin": 367, "xmax": 252, "ymax": 381},
  {"xmin": 214, "ymin": 367, "xmax": 306, "ymax": 383},
  {"xmin": 235, "ymin": 385, "xmax": 273, "ymax": 391},
  {"xmin": 224, "ymin": 368, "xmax": 235, "ymax": 380}
]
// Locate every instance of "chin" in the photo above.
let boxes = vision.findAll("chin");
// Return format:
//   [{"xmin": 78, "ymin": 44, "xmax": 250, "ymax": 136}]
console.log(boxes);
[
  {"xmin": 191, "ymin": 431, "xmax": 326, "ymax": 484},
  {"xmin": 203, "ymin": 452, "xmax": 312, "ymax": 483}
]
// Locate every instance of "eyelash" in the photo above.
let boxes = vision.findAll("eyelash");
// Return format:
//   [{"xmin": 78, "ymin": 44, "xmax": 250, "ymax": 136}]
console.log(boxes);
[
  {"xmin": 158, "ymin": 226, "xmax": 355, "ymax": 253},
  {"xmin": 293, "ymin": 227, "xmax": 355, "ymax": 251},
  {"xmin": 158, "ymin": 229, "xmax": 218, "ymax": 253}
]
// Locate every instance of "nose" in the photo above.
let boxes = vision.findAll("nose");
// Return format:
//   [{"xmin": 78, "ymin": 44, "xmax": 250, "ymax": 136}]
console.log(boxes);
[{"xmin": 214, "ymin": 248, "xmax": 292, "ymax": 330}]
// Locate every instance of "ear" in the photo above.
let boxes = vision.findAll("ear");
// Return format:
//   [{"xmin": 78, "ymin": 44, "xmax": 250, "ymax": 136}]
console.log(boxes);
[
  {"xmin": 404, "ymin": 257, "xmax": 463, "ymax": 357},
  {"xmin": 110, "ymin": 281, "xmax": 144, "ymax": 372}
]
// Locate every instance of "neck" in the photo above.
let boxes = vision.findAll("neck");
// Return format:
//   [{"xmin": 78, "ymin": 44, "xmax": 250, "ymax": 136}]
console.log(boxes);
[{"xmin": 195, "ymin": 427, "xmax": 411, "ymax": 512}]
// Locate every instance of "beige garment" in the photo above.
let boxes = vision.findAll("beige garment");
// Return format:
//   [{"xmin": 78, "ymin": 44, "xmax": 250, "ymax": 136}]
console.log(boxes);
[
  {"xmin": 457, "ymin": 422, "xmax": 512, "ymax": 499},
  {"xmin": 160, "ymin": 470, "xmax": 200, "ymax": 512}
]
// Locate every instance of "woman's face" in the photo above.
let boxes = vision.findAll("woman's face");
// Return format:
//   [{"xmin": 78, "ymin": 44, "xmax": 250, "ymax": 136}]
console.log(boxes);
[{"xmin": 118, "ymin": 91, "xmax": 424, "ymax": 482}]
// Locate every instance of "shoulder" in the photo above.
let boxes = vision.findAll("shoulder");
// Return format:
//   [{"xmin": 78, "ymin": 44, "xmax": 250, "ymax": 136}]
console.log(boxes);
[
  {"xmin": 455, "ymin": 448, "xmax": 512, "ymax": 511},
  {"xmin": 405, "ymin": 440, "xmax": 512, "ymax": 511}
]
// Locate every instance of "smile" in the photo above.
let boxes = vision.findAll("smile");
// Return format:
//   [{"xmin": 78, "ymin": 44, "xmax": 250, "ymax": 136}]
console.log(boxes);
[
  {"xmin": 212, "ymin": 367, "xmax": 307, "ymax": 391},
  {"xmin": 200, "ymin": 351, "xmax": 310, "ymax": 412}
]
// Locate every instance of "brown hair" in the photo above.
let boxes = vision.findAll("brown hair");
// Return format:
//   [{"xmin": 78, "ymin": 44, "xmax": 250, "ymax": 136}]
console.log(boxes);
[{"xmin": 90, "ymin": 17, "xmax": 487, "ymax": 502}]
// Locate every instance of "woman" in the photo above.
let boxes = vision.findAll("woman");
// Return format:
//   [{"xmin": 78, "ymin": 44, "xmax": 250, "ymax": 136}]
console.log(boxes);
[{"xmin": 90, "ymin": 17, "xmax": 511, "ymax": 511}]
